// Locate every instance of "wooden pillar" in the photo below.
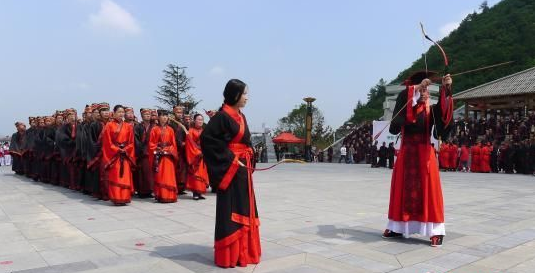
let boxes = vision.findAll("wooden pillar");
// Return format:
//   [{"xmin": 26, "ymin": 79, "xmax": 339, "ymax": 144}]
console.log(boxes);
[{"xmin": 464, "ymin": 102, "xmax": 469, "ymax": 121}]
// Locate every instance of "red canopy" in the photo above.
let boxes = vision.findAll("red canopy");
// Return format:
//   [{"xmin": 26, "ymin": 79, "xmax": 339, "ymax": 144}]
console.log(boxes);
[{"xmin": 272, "ymin": 132, "xmax": 305, "ymax": 144}]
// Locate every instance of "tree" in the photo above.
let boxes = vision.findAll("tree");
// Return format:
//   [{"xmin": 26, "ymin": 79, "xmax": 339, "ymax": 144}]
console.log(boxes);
[
  {"xmin": 479, "ymin": 1, "xmax": 489, "ymax": 12},
  {"xmin": 348, "ymin": 79, "xmax": 386, "ymax": 124},
  {"xmin": 154, "ymin": 64, "xmax": 198, "ymax": 110},
  {"xmin": 275, "ymin": 103, "xmax": 333, "ymax": 149}
]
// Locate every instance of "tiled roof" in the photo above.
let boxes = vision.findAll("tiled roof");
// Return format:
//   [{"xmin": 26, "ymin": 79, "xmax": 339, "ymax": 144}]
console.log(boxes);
[{"xmin": 454, "ymin": 66, "xmax": 535, "ymax": 100}]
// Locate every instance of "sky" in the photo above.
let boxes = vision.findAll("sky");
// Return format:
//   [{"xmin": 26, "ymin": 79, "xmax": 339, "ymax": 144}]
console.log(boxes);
[{"xmin": 0, "ymin": 0, "xmax": 501, "ymax": 137}]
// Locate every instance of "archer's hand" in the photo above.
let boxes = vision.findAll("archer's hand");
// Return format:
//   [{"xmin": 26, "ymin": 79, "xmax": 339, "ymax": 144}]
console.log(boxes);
[{"xmin": 205, "ymin": 110, "xmax": 216, "ymax": 118}]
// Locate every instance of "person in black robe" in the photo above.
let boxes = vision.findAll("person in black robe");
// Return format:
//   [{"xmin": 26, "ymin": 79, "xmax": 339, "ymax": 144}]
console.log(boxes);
[
  {"xmin": 87, "ymin": 103, "xmax": 110, "ymax": 200},
  {"xmin": 34, "ymin": 117, "xmax": 47, "ymax": 182},
  {"xmin": 40, "ymin": 116, "xmax": 56, "ymax": 183},
  {"xmin": 23, "ymin": 117, "xmax": 39, "ymax": 180},
  {"xmin": 57, "ymin": 110, "xmax": 78, "ymax": 190},
  {"xmin": 529, "ymin": 140, "xmax": 535, "ymax": 175},
  {"xmin": 134, "ymin": 108, "xmax": 155, "ymax": 198},
  {"xmin": 201, "ymin": 79, "xmax": 260, "ymax": 268},
  {"xmin": 378, "ymin": 142, "xmax": 387, "ymax": 167},
  {"xmin": 387, "ymin": 142, "xmax": 395, "ymax": 169},
  {"xmin": 9, "ymin": 122, "xmax": 26, "ymax": 175},
  {"xmin": 511, "ymin": 142, "xmax": 523, "ymax": 174},
  {"xmin": 170, "ymin": 105, "xmax": 189, "ymax": 195},
  {"xmin": 76, "ymin": 108, "xmax": 92, "ymax": 193},
  {"xmin": 518, "ymin": 141, "xmax": 530, "ymax": 174},
  {"xmin": 370, "ymin": 141, "xmax": 378, "ymax": 167},
  {"xmin": 490, "ymin": 141, "xmax": 499, "ymax": 173},
  {"xmin": 327, "ymin": 146, "xmax": 333, "ymax": 163},
  {"xmin": 85, "ymin": 105, "xmax": 100, "ymax": 197},
  {"xmin": 274, "ymin": 144, "xmax": 280, "ymax": 162},
  {"xmin": 50, "ymin": 113, "xmax": 64, "ymax": 185}
]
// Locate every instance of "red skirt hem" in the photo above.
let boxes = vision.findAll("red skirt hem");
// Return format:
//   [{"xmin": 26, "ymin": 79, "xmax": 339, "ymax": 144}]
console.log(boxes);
[{"xmin": 214, "ymin": 226, "xmax": 261, "ymax": 268}]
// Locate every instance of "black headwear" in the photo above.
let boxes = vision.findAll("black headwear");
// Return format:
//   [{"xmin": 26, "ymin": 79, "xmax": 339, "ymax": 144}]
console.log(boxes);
[{"xmin": 157, "ymin": 109, "xmax": 169, "ymax": 116}]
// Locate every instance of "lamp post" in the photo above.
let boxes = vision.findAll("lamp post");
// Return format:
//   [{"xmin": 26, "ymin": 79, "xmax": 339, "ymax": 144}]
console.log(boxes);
[{"xmin": 303, "ymin": 97, "xmax": 316, "ymax": 162}]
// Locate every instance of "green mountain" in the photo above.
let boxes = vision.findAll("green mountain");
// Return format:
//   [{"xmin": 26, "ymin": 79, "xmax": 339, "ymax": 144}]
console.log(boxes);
[{"xmin": 348, "ymin": 0, "xmax": 535, "ymax": 125}]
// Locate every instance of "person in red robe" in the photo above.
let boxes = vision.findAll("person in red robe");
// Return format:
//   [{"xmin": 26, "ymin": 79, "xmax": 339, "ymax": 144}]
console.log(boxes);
[
  {"xmin": 448, "ymin": 142, "xmax": 458, "ymax": 171},
  {"xmin": 101, "ymin": 105, "xmax": 136, "ymax": 205},
  {"xmin": 186, "ymin": 113, "xmax": 209, "ymax": 200},
  {"xmin": 459, "ymin": 144, "xmax": 470, "ymax": 172},
  {"xmin": 470, "ymin": 141, "xmax": 481, "ymax": 173},
  {"xmin": 438, "ymin": 142, "xmax": 449, "ymax": 170},
  {"xmin": 383, "ymin": 72, "xmax": 453, "ymax": 247},
  {"xmin": 149, "ymin": 110, "xmax": 178, "ymax": 203},
  {"xmin": 480, "ymin": 142, "xmax": 491, "ymax": 173},
  {"xmin": 201, "ymin": 79, "xmax": 261, "ymax": 267}
]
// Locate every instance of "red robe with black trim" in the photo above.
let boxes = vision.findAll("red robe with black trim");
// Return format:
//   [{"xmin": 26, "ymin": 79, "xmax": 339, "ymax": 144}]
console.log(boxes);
[
  {"xmin": 387, "ymin": 83, "xmax": 453, "ymax": 237},
  {"xmin": 201, "ymin": 104, "xmax": 261, "ymax": 268},
  {"xmin": 101, "ymin": 120, "xmax": 135, "ymax": 204},
  {"xmin": 185, "ymin": 127, "xmax": 209, "ymax": 193},
  {"xmin": 148, "ymin": 124, "xmax": 178, "ymax": 203}
]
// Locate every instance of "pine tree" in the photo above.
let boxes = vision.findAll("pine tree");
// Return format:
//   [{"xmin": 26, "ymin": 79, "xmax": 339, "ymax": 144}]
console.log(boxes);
[{"xmin": 154, "ymin": 64, "xmax": 198, "ymax": 110}]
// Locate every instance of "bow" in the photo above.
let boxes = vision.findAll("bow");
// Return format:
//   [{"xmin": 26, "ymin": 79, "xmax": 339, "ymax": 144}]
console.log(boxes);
[{"xmin": 420, "ymin": 22, "xmax": 449, "ymax": 75}]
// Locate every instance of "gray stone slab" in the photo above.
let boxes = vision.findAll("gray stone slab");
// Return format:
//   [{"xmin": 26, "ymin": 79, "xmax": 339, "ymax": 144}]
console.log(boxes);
[
  {"xmin": 425, "ymin": 252, "xmax": 481, "ymax": 271},
  {"xmin": 167, "ymin": 253, "xmax": 217, "ymax": 273},
  {"xmin": 332, "ymin": 254, "xmax": 400, "ymax": 272},
  {"xmin": 12, "ymin": 261, "xmax": 98, "ymax": 273}
]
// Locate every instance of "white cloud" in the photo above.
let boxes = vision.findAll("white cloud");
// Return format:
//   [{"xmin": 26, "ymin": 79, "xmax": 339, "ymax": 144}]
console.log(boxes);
[
  {"xmin": 88, "ymin": 0, "xmax": 141, "ymax": 36},
  {"xmin": 439, "ymin": 22, "xmax": 460, "ymax": 38},
  {"xmin": 438, "ymin": 10, "xmax": 472, "ymax": 39},
  {"xmin": 209, "ymin": 66, "xmax": 225, "ymax": 76}
]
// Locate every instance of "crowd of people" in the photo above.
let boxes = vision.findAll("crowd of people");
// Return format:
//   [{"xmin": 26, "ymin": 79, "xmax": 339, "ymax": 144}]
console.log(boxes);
[
  {"xmin": 322, "ymin": 122, "xmax": 374, "ymax": 163},
  {"xmin": 8, "ymin": 103, "xmax": 213, "ymax": 205},
  {"xmin": 438, "ymin": 112, "xmax": 535, "ymax": 174},
  {"xmin": 330, "ymin": 112, "xmax": 535, "ymax": 175}
]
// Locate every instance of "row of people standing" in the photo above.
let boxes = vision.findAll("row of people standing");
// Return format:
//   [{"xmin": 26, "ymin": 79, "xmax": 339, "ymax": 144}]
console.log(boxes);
[
  {"xmin": 438, "ymin": 140, "xmax": 535, "ymax": 174},
  {"xmin": 9, "ymin": 103, "xmax": 210, "ymax": 205},
  {"xmin": 9, "ymin": 79, "xmax": 262, "ymax": 268}
]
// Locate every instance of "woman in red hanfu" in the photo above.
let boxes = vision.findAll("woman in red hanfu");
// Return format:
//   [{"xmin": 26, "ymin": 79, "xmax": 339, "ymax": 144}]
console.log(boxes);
[
  {"xmin": 201, "ymin": 79, "xmax": 261, "ymax": 268},
  {"xmin": 148, "ymin": 110, "xmax": 178, "ymax": 203},
  {"xmin": 471, "ymin": 141, "xmax": 482, "ymax": 173},
  {"xmin": 383, "ymin": 72, "xmax": 454, "ymax": 247},
  {"xmin": 101, "ymin": 105, "xmax": 136, "ymax": 205},
  {"xmin": 186, "ymin": 113, "xmax": 209, "ymax": 200}
]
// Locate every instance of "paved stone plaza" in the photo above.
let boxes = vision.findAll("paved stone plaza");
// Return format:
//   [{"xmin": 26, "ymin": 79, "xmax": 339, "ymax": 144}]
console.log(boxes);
[{"xmin": 0, "ymin": 164, "xmax": 534, "ymax": 273}]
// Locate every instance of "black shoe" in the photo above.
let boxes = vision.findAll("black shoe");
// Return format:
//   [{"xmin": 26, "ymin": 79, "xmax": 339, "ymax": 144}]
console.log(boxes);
[
  {"xmin": 430, "ymin": 235, "xmax": 444, "ymax": 247},
  {"xmin": 198, "ymin": 195, "xmax": 206, "ymax": 200},
  {"xmin": 193, "ymin": 195, "xmax": 200, "ymax": 201},
  {"xmin": 382, "ymin": 229, "xmax": 403, "ymax": 239},
  {"xmin": 179, "ymin": 190, "xmax": 187, "ymax": 195}
]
